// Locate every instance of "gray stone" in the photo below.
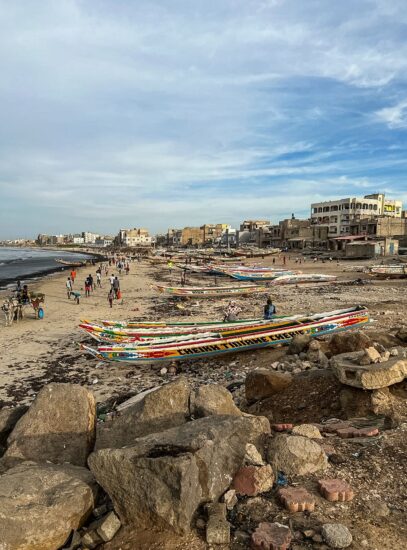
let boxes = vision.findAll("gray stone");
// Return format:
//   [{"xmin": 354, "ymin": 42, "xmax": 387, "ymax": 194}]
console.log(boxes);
[
  {"xmin": 245, "ymin": 369, "xmax": 292, "ymax": 403},
  {"xmin": 307, "ymin": 349, "xmax": 329, "ymax": 366},
  {"xmin": 244, "ymin": 443, "xmax": 264, "ymax": 465},
  {"xmin": 331, "ymin": 351, "xmax": 407, "ymax": 389},
  {"xmin": 291, "ymin": 424, "xmax": 322, "ymax": 439},
  {"xmin": 4, "ymin": 383, "xmax": 96, "ymax": 467},
  {"xmin": 328, "ymin": 332, "xmax": 372, "ymax": 356},
  {"xmin": 223, "ymin": 489, "xmax": 238, "ymax": 510},
  {"xmin": 321, "ymin": 523, "xmax": 352, "ymax": 548},
  {"xmin": 88, "ymin": 414, "xmax": 270, "ymax": 534},
  {"xmin": 96, "ymin": 511, "xmax": 121, "ymax": 542},
  {"xmin": 267, "ymin": 435, "xmax": 328, "ymax": 476},
  {"xmin": 0, "ymin": 461, "xmax": 97, "ymax": 550},
  {"xmin": 288, "ymin": 335, "xmax": 312, "ymax": 354},
  {"xmin": 191, "ymin": 384, "xmax": 242, "ymax": 417},
  {"xmin": 0, "ymin": 405, "xmax": 28, "ymax": 446},
  {"xmin": 96, "ymin": 377, "xmax": 191, "ymax": 450}
]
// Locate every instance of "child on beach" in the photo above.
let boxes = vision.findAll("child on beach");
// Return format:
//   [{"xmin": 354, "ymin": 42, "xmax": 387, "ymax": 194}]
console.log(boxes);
[
  {"xmin": 71, "ymin": 291, "xmax": 81, "ymax": 304},
  {"xmin": 85, "ymin": 277, "xmax": 91, "ymax": 297},
  {"xmin": 70, "ymin": 269, "xmax": 76, "ymax": 284}
]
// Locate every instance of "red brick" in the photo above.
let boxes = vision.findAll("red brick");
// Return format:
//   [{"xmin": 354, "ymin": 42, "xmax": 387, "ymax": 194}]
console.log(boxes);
[
  {"xmin": 337, "ymin": 427, "xmax": 379, "ymax": 439},
  {"xmin": 272, "ymin": 423, "xmax": 293, "ymax": 432},
  {"xmin": 278, "ymin": 487, "xmax": 316, "ymax": 513},
  {"xmin": 251, "ymin": 522, "xmax": 292, "ymax": 550},
  {"xmin": 318, "ymin": 479, "xmax": 354, "ymax": 502},
  {"xmin": 232, "ymin": 465, "xmax": 274, "ymax": 496}
]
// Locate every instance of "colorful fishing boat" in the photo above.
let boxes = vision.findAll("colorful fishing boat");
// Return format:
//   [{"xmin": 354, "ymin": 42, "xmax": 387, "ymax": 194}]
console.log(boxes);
[
  {"xmin": 152, "ymin": 283, "xmax": 270, "ymax": 298},
  {"xmin": 55, "ymin": 259, "xmax": 86, "ymax": 267},
  {"xmin": 368, "ymin": 265, "xmax": 407, "ymax": 278},
  {"xmin": 80, "ymin": 316, "xmax": 293, "ymax": 343},
  {"xmin": 225, "ymin": 270, "xmax": 298, "ymax": 281},
  {"xmin": 270, "ymin": 274, "xmax": 337, "ymax": 285},
  {"xmin": 81, "ymin": 306, "xmax": 369, "ymax": 363}
]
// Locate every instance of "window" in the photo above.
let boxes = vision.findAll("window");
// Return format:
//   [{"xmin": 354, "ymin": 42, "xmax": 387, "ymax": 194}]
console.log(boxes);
[
  {"xmin": 344, "ymin": 204, "xmax": 349, "ymax": 209},
  {"xmin": 368, "ymin": 204, "xmax": 373, "ymax": 210},
  {"xmin": 362, "ymin": 204, "xmax": 368, "ymax": 210},
  {"xmin": 318, "ymin": 207, "xmax": 322, "ymax": 213},
  {"xmin": 356, "ymin": 203, "xmax": 361, "ymax": 209},
  {"xmin": 313, "ymin": 208, "xmax": 318, "ymax": 214},
  {"xmin": 373, "ymin": 204, "xmax": 378, "ymax": 210},
  {"xmin": 323, "ymin": 206, "xmax": 329, "ymax": 212}
]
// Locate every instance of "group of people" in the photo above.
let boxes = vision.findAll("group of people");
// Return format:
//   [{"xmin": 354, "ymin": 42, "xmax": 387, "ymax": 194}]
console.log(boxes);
[{"xmin": 223, "ymin": 296, "xmax": 276, "ymax": 322}]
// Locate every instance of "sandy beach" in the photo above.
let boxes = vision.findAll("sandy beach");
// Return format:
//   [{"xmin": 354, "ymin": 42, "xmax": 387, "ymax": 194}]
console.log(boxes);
[{"xmin": 1, "ymin": 255, "xmax": 406, "ymax": 408}]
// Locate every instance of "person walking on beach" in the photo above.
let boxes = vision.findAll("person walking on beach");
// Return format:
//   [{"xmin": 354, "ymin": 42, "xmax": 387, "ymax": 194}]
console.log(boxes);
[
  {"xmin": 85, "ymin": 276, "xmax": 91, "ymax": 297},
  {"xmin": 167, "ymin": 260, "xmax": 173, "ymax": 274},
  {"xmin": 108, "ymin": 288, "xmax": 115, "ymax": 308},
  {"xmin": 113, "ymin": 276, "xmax": 120, "ymax": 299},
  {"xmin": 96, "ymin": 271, "xmax": 102, "ymax": 287},
  {"xmin": 66, "ymin": 277, "xmax": 72, "ymax": 299},
  {"xmin": 109, "ymin": 273, "xmax": 115, "ymax": 288},
  {"xmin": 70, "ymin": 269, "xmax": 76, "ymax": 284},
  {"xmin": 264, "ymin": 297, "xmax": 276, "ymax": 320},
  {"xmin": 88, "ymin": 274, "xmax": 94, "ymax": 292}
]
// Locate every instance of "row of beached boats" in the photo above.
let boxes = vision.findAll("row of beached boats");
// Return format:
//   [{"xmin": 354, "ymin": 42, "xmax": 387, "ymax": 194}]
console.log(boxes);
[{"xmin": 80, "ymin": 305, "xmax": 370, "ymax": 363}]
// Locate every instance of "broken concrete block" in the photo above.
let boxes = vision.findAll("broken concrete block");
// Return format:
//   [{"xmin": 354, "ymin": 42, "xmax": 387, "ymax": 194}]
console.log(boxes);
[{"xmin": 96, "ymin": 511, "xmax": 121, "ymax": 542}]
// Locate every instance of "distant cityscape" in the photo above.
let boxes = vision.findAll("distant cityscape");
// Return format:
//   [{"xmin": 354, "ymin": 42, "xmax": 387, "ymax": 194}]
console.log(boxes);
[{"xmin": 1, "ymin": 192, "xmax": 406, "ymax": 258}]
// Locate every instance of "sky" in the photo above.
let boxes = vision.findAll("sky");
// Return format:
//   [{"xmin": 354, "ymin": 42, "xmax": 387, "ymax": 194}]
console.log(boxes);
[{"xmin": 0, "ymin": 0, "xmax": 407, "ymax": 239}]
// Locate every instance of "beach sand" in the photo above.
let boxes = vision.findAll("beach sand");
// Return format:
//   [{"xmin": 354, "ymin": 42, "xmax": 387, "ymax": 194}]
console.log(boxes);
[{"xmin": 0, "ymin": 254, "xmax": 406, "ymax": 408}]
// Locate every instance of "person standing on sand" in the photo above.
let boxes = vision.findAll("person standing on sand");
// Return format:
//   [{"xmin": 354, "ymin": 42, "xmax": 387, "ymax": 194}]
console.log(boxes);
[
  {"xmin": 167, "ymin": 260, "xmax": 173, "ymax": 274},
  {"xmin": 264, "ymin": 297, "xmax": 276, "ymax": 320},
  {"xmin": 88, "ymin": 274, "xmax": 94, "ymax": 292},
  {"xmin": 96, "ymin": 271, "xmax": 102, "ymax": 287},
  {"xmin": 223, "ymin": 301, "xmax": 242, "ymax": 322},
  {"xmin": 85, "ymin": 276, "xmax": 91, "ymax": 297},
  {"xmin": 66, "ymin": 277, "xmax": 72, "ymax": 299},
  {"xmin": 70, "ymin": 269, "xmax": 76, "ymax": 284}
]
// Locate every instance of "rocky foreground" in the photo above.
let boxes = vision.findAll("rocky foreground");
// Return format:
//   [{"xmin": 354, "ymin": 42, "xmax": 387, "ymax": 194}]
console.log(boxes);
[{"xmin": 0, "ymin": 328, "xmax": 407, "ymax": 549}]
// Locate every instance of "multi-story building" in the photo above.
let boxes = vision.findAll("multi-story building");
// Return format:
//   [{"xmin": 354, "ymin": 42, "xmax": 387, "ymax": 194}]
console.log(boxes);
[
  {"xmin": 181, "ymin": 227, "xmax": 203, "ymax": 247},
  {"xmin": 82, "ymin": 232, "xmax": 99, "ymax": 244},
  {"xmin": 94, "ymin": 236, "xmax": 113, "ymax": 247},
  {"xmin": 200, "ymin": 223, "xmax": 229, "ymax": 244},
  {"xmin": 118, "ymin": 228, "xmax": 152, "ymax": 247},
  {"xmin": 311, "ymin": 194, "xmax": 402, "ymax": 237},
  {"xmin": 167, "ymin": 228, "xmax": 183, "ymax": 247}
]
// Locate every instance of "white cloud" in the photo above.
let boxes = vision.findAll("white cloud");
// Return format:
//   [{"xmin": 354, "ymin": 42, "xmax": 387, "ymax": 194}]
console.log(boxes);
[{"xmin": 375, "ymin": 100, "xmax": 407, "ymax": 129}]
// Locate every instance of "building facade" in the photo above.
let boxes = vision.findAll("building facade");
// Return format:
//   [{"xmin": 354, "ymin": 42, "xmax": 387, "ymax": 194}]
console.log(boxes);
[
  {"xmin": 311, "ymin": 194, "xmax": 403, "ymax": 237},
  {"xmin": 118, "ymin": 228, "xmax": 152, "ymax": 247}
]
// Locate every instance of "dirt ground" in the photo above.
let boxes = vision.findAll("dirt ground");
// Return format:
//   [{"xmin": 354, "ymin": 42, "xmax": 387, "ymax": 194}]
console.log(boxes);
[{"xmin": 0, "ymin": 253, "xmax": 406, "ymax": 549}]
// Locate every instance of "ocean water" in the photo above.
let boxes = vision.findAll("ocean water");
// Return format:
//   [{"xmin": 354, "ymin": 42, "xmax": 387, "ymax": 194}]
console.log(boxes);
[{"xmin": 0, "ymin": 247, "xmax": 93, "ymax": 288}]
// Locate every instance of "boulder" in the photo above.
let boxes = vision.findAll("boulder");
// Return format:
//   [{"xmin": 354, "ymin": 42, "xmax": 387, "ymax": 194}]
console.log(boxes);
[
  {"xmin": 245, "ymin": 370, "xmax": 292, "ymax": 403},
  {"xmin": 362, "ymin": 347, "xmax": 381, "ymax": 364},
  {"xmin": 292, "ymin": 424, "xmax": 322, "ymax": 439},
  {"xmin": 88, "ymin": 415, "xmax": 270, "ymax": 534},
  {"xmin": 0, "ymin": 461, "xmax": 97, "ymax": 550},
  {"xmin": 331, "ymin": 351, "xmax": 407, "ymax": 389},
  {"xmin": 191, "ymin": 384, "xmax": 242, "ymax": 417},
  {"xmin": 4, "ymin": 383, "xmax": 95, "ymax": 467},
  {"xmin": 327, "ymin": 332, "xmax": 372, "ymax": 356},
  {"xmin": 267, "ymin": 435, "xmax": 328, "ymax": 476},
  {"xmin": 288, "ymin": 335, "xmax": 312, "ymax": 355},
  {"xmin": 244, "ymin": 443, "xmax": 264, "ymax": 465},
  {"xmin": 395, "ymin": 327, "xmax": 407, "ymax": 344},
  {"xmin": 307, "ymin": 349, "xmax": 329, "ymax": 367},
  {"xmin": 321, "ymin": 523, "xmax": 352, "ymax": 548},
  {"xmin": 0, "ymin": 405, "xmax": 28, "ymax": 447},
  {"xmin": 96, "ymin": 377, "xmax": 191, "ymax": 450}
]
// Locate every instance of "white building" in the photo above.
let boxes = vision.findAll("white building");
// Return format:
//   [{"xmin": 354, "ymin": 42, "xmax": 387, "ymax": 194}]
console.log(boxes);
[
  {"xmin": 82, "ymin": 232, "xmax": 100, "ymax": 244},
  {"xmin": 72, "ymin": 236, "xmax": 85, "ymax": 244},
  {"xmin": 311, "ymin": 194, "xmax": 402, "ymax": 237},
  {"xmin": 95, "ymin": 237, "xmax": 113, "ymax": 247}
]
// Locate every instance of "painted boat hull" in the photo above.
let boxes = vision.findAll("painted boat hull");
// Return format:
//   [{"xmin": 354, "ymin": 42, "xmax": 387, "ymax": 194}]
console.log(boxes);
[
  {"xmin": 153, "ymin": 284, "xmax": 269, "ymax": 298},
  {"xmin": 82, "ymin": 306, "xmax": 370, "ymax": 363}
]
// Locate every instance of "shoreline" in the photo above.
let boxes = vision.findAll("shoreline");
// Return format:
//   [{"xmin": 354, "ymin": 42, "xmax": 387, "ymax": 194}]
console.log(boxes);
[{"xmin": 0, "ymin": 249, "xmax": 106, "ymax": 291}]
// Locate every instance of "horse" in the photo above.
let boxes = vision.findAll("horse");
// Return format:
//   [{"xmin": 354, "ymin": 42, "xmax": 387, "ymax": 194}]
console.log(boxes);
[{"xmin": 1, "ymin": 298, "xmax": 23, "ymax": 326}]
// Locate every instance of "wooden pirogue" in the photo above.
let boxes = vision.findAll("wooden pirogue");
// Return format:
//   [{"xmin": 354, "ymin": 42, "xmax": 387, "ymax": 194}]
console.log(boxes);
[
  {"xmin": 152, "ymin": 283, "xmax": 270, "ymax": 298},
  {"xmin": 81, "ymin": 306, "xmax": 370, "ymax": 363},
  {"xmin": 80, "ymin": 316, "xmax": 295, "ymax": 343}
]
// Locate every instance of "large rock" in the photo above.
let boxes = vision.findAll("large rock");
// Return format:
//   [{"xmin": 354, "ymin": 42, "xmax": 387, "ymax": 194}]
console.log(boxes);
[
  {"xmin": 89, "ymin": 415, "xmax": 270, "ymax": 534},
  {"xmin": 4, "ymin": 383, "xmax": 96, "ymax": 467},
  {"xmin": 96, "ymin": 378, "xmax": 191, "ymax": 450},
  {"xmin": 327, "ymin": 332, "xmax": 372, "ymax": 356},
  {"xmin": 245, "ymin": 370, "xmax": 292, "ymax": 403},
  {"xmin": 395, "ymin": 327, "xmax": 407, "ymax": 344},
  {"xmin": 321, "ymin": 523, "xmax": 352, "ymax": 548},
  {"xmin": 191, "ymin": 384, "xmax": 242, "ymax": 417},
  {"xmin": 0, "ymin": 405, "xmax": 28, "ymax": 447},
  {"xmin": 0, "ymin": 461, "xmax": 97, "ymax": 550},
  {"xmin": 267, "ymin": 435, "xmax": 328, "ymax": 476},
  {"xmin": 331, "ymin": 351, "xmax": 407, "ymax": 389},
  {"xmin": 288, "ymin": 335, "xmax": 312, "ymax": 355}
]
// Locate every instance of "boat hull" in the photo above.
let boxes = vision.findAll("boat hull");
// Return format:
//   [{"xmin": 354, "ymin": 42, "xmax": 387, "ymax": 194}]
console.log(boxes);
[{"xmin": 82, "ymin": 307, "xmax": 369, "ymax": 363}]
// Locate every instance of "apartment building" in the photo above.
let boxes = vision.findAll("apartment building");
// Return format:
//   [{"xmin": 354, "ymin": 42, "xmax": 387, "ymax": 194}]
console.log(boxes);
[
  {"xmin": 311, "ymin": 194, "xmax": 402, "ymax": 237},
  {"xmin": 180, "ymin": 227, "xmax": 203, "ymax": 246},
  {"xmin": 118, "ymin": 228, "xmax": 152, "ymax": 247}
]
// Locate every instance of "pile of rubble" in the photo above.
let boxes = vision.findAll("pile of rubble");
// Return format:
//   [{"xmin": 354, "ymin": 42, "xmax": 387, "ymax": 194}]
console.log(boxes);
[{"xmin": 0, "ymin": 327, "xmax": 406, "ymax": 549}]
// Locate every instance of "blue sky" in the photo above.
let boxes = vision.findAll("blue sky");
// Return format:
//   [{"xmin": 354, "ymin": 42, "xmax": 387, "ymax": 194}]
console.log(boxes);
[{"xmin": 0, "ymin": 0, "xmax": 406, "ymax": 238}]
